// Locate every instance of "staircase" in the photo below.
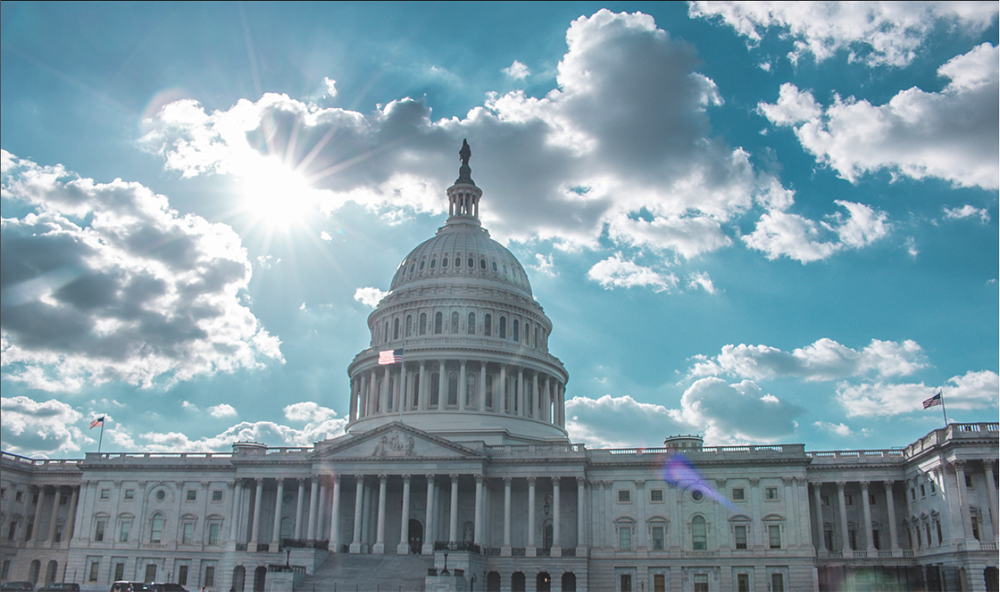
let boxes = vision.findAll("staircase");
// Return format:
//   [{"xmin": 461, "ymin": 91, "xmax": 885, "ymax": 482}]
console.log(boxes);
[{"xmin": 295, "ymin": 552, "xmax": 434, "ymax": 592}]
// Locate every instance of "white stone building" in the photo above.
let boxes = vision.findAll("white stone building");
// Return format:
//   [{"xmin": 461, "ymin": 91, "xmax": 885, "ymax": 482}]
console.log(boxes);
[{"xmin": 2, "ymin": 146, "xmax": 998, "ymax": 592}]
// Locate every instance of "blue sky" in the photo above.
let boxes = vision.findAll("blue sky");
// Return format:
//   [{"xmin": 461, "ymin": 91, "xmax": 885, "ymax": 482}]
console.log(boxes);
[{"xmin": 2, "ymin": 2, "xmax": 997, "ymax": 458}]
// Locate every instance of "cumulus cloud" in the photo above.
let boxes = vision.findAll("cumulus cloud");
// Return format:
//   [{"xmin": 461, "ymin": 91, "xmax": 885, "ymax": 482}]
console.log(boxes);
[
  {"xmin": 742, "ymin": 200, "xmax": 888, "ymax": 263},
  {"xmin": 208, "ymin": 403, "xmax": 237, "ymax": 418},
  {"xmin": 502, "ymin": 60, "xmax": 530, "ymax": 80},
  {"xmin": 943, "ymin": 205, "xmax": 990, "ymax": 223},
  {"xmin": 690, "ymin": 2, "xmax": 998, "ymax": 67},
  {"xmin": 1, "ymin": 152, "xmax": 283, "ymax": 391},
  {"xmin": 813, "ymin": 421, "xmax": 853, "ymax": 437},
  {"xmin": 353, "ymin": 286, "xmax": 387, "ymax": 307},
  {"xmin": 759, "ymin": 44, "xmax": 999, "ymax": 190},
  {"xmin": 690, "ymin": 338, "xmax": 925, "ymax": 381},
  {"xmin": 836, "ymin": 370, "xmax": 999, "ymax": 417},
  {"xmin": 0, "ymin": 396, "xmax": 91, "ymax": 456},
  {"xmin": 687, "ymin": 271, "xmax": 716, "ymax": 294},
  {"xmin": 677, "ymin": 378, "xmax": 802, "ymax": 443},
  {"xmin": 587, "ymin": 254, "xmax": 677, "ymax": 292},
  {"xmin": 566, "ymin": 395, "xmax": 694, "ymax": 448}
]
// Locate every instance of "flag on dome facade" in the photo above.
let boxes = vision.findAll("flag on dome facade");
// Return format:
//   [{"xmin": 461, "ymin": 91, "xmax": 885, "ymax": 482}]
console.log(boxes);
[
  {"xmin": 379, "ymin": 348, "xmax": 403, "ymax": 365},
  {"xmin": 923, "ymin": 392, "xmax": 943, "ymax": 409}
]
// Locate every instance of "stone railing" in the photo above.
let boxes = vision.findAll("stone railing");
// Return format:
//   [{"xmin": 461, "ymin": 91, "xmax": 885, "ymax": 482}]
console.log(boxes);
[
  {"xmin": 1, "ymin": 451, "xmax": 84, "ymax": 468},
  {"xmin": 85, "ymin": 451, "xmax": 233, "ymax": 461},
  {"xmin": 598, "ymin": 444, "xmax": 805, "ymax": 458},
  {"xmin": 487, "ymin": 444, "xmax": 585, "ymax": 457}
]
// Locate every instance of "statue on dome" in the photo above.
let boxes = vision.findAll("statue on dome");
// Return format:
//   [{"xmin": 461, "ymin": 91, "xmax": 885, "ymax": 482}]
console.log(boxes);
[
  {"xmin": 456, "ymin": 139, "xmax": 475, "ymax": 185},
  {"xmin": 459, "ymin": 139, "xmax": 472, "ymax": 167}
]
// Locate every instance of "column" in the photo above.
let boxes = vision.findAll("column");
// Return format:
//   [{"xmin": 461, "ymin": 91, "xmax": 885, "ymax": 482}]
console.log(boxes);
[
  {"xmin": 517, "ymin": 368, "xmax": 525, "ymax": 416},
  {"xmin": 782, "ymin": 478, "xmax": 796, "ymax": 548},
  {"xmin": 397, "ymin": 475, "xmax": 412, "ymax": 555},
  {"xmin": 884, "ymin": 481, "xmax": 900, "ymax": 553},
  {"xmin": 860, "ymin": 481, "xmax": 874, "ymax": 554},
  {"xmin": 479, "ymin": 363, "xmax": 487, "ymax": 412},
  {"xmin": 47, "ymin": 486, "xmax": 60, "ymax": 544},
  {"xmin": 459, "ymin": 360, "xmax": 467, "ymax": 411},
  {"xmin": 306, "ymin": 478, "xmax": 319, "ymax": 540},
  {"xmin": 502, "ymin": 478, "xmax": 512, "ymax": 555},
  {"xmin": 330, "ymin": 475, "xmax": 342, "ymax": 551},
  {"xmin": 400, "ymin": 364, "xmax": 408, "ymax": 412},
  {"xmin": 271, "ymin": 478, "xmax": 285, "ymax": 550},
  {"xmin": 249, "ymin": 478, "xmax": 264, "ymax": 549},
  {"xmin": 230, "ymin": 480, "xmax": 244, "ymax": 544},
  {"xmin": 985, "ymin": 461, "xmax": 999, "ymax": 536},
  {"xmin": 350, "ymin": 476, "xmax": 364, "ymax": 553},
  {"xmin": 474, "ymin": 475, "xmax": 484, "ymax": 545},
  {"xmin": 499, "ymin": 365, "xmax": 507, "ymax": 413},
  {"xmin": 576, "ymin": 477, "xmax": 587, "ymax": 553},
  {"xmin": 294, "ymin": 479, "xmax": 306, "ymax": 539},
  {"xmin": 374, "ymin": 475, "xmax": 388, "ymax": 554},
  {"xmin": 544, "ymin": 376, "xmax": 552, "ymax": 422},
  {"xmin": 605, "ymin": 482, "xmax": 615, "ymax": 551},
  {"xmin": 423, "ymin": 475, "xmax": 436, "ymax": 554},
  {"xmin": 72, "ymin": 481, "xmax": 91, "ymax": 543},
  {"xmin": 359, "ymin": 373, "xmax": 368, "ymax": 419},
  {"xmin": 836, "ymin": 481, "xmax": 849, "ymax": 552},
  {"xmin": 380, "ymin": 367, "xmax": 389, "ymax": 413},
  {"xmin": 812, "ymin": 483, "xmax": 827, "ymax": 553},
  {"xmin": 66, "ymin": 486, "xmax": 79, "ymax": 541},
  {"xmin": 317, "ymin": 481, "xmax": 328, "ymax": 541},
  {"xmin": 368, "ymin": 369, "xmax": 378, "ymax": 415},
  {"xmin": 438, "ymin": 361, "xmax": 446, "ymax": 407},
  {"xmin": 527, "ymin": 477, "xmax": 537, "ymax": 554},
  {"xmin": 349, "ymin": 378, "xmax": 358, "ymax": 421},
  {"xmin": 953, "ymin": 461, "xmax": 974, "ymax": 540},
  {"xmin": 449, "ymin": 474, "xmax": 460, "ymax": 543},
  {"xmin": 552, "ymin": 477, "xmax": 562, "ymax": 555},
  {"xmin": 28, "ymin": 486, "xmax": 44, "ymax": 542},
  {"xmin": 419, "ymin": 361, "xmax": 427, "ymax": 410}
]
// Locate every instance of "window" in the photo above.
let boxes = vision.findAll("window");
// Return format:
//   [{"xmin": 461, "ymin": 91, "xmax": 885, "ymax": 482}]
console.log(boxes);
[
  {"xmin": 114, "ymin": 562, "xmax": 125, "ymax": 582},
  {"xmin": 692, "ymin": 490, "xmax": 704, "ymax": 502},
  {"xmin": 848, "ymin": 529, "xmax": 857, "ymax": 550},
  {"xmin": 768, "ymin": 525, "xmax": 781, "ymax": 549},
  {"xmin": 930, "ymin": 481, "xmax": 936, "ymax": 494},
  {"xmin": 765, "ymin": 487, "xmax": 778, "ymax": 500},
  {"xmin": 846, "ymin": 494, "xmax": 854, "ymax": 506},
  {"xmin": 920, "ymin": 484, "xmax": 925, "ymax": 497},
  {"xmin": 430, "ymin": 373, "xmax": 440, "ymax": 407},
  {"xmin": 208, "ymin": 522, "xmax": 220, "ymax": 545},
  {"xmin": 499, "ymin": 317, "xmax": 506, "ymax": 339},
  {"xmin": 617, "ymin": 490, "xmax": 631, "ymax": 503},
  {"xmin": 512, "ymin": 319, "xmax": 519, "ymax": 342},
  {"xmin": 124, "ymin": 489, "xmax": 134, "ymax": 500},
  {"xmin": 182, "ymin": 522, "xmax": 194, "ymax": 544},
  {"xmin": 870, "ymin": 494, "xmax": 877, "ymax": 505},
  {"xmin": 771, "ymin": 573, "xmax": 784, "ymax": 592},
  {"xmin": 15, "ymin": 491, "xmax": 23, "ymax": 502},
  {"xmin": 872, "ymin": 529, "xmax": 881, "ymax": 550},
  {"xmin": 692, "ymin": 515, "xmax": 706, "ymax": 550},
  {"xmin": 119, "ymin": 520, "xmax": 130, "ymax": 542},
  {"xmin": 732, "ymin": 487, "xmax": 745, "ymax": 501},
  {"xmin": 737, "ymin": 573, "xmax": 750, "ymax": 592},
  {"xmin": 441, "ymin": 256, "xmax": 448, "ymax": 268},
  {"xmin": 419, "ymin": 313, "xmax": 427, "ymax": 335},
  {"xmin": 620, "ymin": 573, "xmax": 633, "ymax": 592},
  {"xmin": 651, "ymin": 526, "xmax": 664, "ymax": 550},
  {"xmin": 150, "ymin": 514, "xmax": 164, "ymax": 543},
  {"xmin": 186, "ymin": 489, "xmax": 197, "ymax": 501},
  {"xmin": 429, "ymin": 258, "xmax": 436, "ymax": 269},
  {"xmin": 88, "ymin": 562, "xmax": 100, "ymax": 582},
  {"xmin": 95, "ymin": 520, "xmax": 106, "ymax": 542},
  {"xmin": 965, "ymin": 475, "xmax": 973, "ymax": 488},
  {"xmin": 485, "ymin": 374, "xmax": 493, "ymax": 408},
  {"xmin": 434, "ymin": 312, "xmax": 443, "ymax": 334},
  {"xmin": 6, "ymin": 521, "xmax": 17, "ymax": 541},
  {"xmin": 204, "ymin": 566, "xmax": 216, "ymax": 587},
  {"xmin": 60, "ymin": 494, "xmax": 68, "ymax": 505},
  {"xmin": 212, "ymin": 490, "xmax": 223, "ymax": 502},
  {"xmin": 156, "ymin": 490, "xmax": 166, "ymax": 501},
  {"xmin": 650, "ymin": 489, "xmax": 663, "ymax": 502},
  {"xmin": 405, "ymin": 315, "xmax": 412, "ymax": 337},
  {"xmin": 694, "ymin": 574, "xmax": 708, "ymax": 592},
  {"xmin": 911, "ymin": 488, "xmax": 916, "ymax": 500},
  {"xmin": 821, "ymin": 495, "xmax": 829, "ymax": 506},
  {"xmin": 735, "ymin": 525, "xmax": 748, "ymax": 549},
  {"xmin": 654, "ymin": 574, "xmax": 666, "ymax": 592},
  {"xmin": 619, "ymin": 525, "xmax": 631, "ymax": 551},
  {"xmin": 824, "ymin": 528, "xmax": 834, "ymax": 550},
  {"xmin": 447, "ymin": 372, "xmax": 458, "ymax": 406},
  {"xmin": 936, "ymin": 521, "xmax": 943, "ymax": 544},
  {"xmin": 178, "ymin": 565, "xmax": 189, "ymax": 586},
  {"xmin": 468, "ymin": 312, "xmax": 476, "ymax": 335},
  {"xmin": 480, "ymin": 258, "xmax": 486, "ymax": 269},
  {"xmin": 484, "ymin": 314, "xmax": 492, "ymax": 336},
  {"xmin": 451, "ymin": 311, "xmax": 459, "ymax": 334},
  {"xmin": 100, "ymin": 489, "xmax": 110, "ymax": 500},
  {"xmin": 144, "ymin": 564, "xmax": 157, "ymax": 583}
]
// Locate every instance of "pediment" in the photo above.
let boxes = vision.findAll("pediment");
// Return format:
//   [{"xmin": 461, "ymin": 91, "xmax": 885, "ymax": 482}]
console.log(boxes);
[{"xmin": 315, "ymin": 422, "xmax": 486, "ymax": 461}]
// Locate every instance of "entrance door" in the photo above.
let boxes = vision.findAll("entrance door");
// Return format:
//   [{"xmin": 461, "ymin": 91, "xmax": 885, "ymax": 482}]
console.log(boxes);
[{"xmin": 408, "ymin": 519, "xmax": 423, "ymax": 554}]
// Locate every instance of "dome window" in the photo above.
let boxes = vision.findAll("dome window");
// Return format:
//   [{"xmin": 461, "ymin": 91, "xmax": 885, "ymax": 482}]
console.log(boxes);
[
  {"xmin": 513, "ymin": 320, "xmax": 519, "ymax": 342},
  {"xmin": 455, "ymin": 256, "xmax": 461, "ymax": 268},
  {"xmin": 442, "ymin": 257, "xmax": 448, "ymax": 268},
  {"xmin": 468, "ymin": 257, "xmax": 474, "ymax": 268},
  {"xmin": 480, "ymin": 258, "xmax": 487, "ymax": 270},
  {"xmin": 430, "ymin": 258, "xmax": 436, "ymax": 269},
  {"xmin": 499, "ymin": 316, "xmax": 507, "ymax": 339},
  {"xmin": 492, "ymin": 261, "xmax": 498, "ymax": 272},
  {"xmin": 409, "ymin": 263, "xmax": 415, "ymax": 274},
  {"xmin": 406, "ymin": 315, "xmax": 413, "ymax": 337},
  {"xmin": 451, "ymin": 311, "xmax": 460, "ymax": 334},
  {"xmin": 468, "ymin": 312, "xmax": 476, "ymax": 335},
  {"xmin": 503, "ymin": 264, "xmax": 508, "ymax": 275},
  {"xmin": 484, "ymin": 314, "xmax": 492, "ymax": 336},
  {"xmin": 419, "ymin": 260, "xmax": 425, "ymax": 271},
  {"xmin": 419, "ymin": 313, "xmax": 427, "ymax": 335},
  {"xmin": 434, "ymin": 312, "xmax": 443, "ymax": 334}
]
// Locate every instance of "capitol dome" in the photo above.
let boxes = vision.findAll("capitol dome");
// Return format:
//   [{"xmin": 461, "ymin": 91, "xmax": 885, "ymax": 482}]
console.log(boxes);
[{"xmin": 345, "ymin": 141, "xmax": 569, "ymax": 445}]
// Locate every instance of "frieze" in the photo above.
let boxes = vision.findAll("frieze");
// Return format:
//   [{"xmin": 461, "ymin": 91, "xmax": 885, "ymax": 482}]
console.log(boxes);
[{"xmin": 373, "ymin": 431, "xmax": 416, "ymax": 457}]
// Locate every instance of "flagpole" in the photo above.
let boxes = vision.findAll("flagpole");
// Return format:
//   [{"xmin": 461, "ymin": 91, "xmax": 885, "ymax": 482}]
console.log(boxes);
[
  {"xmin": 939, "ymin": 390, "xmax": 949, "ymax": 426},
  {"xmin": 98, "ymin": 421, "xmax": 105, "ymax": 454}
]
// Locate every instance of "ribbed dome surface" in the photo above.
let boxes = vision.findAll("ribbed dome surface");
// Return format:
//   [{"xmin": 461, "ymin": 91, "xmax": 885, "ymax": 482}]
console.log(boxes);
[{"xmin": 389, "ymin": 220, "xmax": 533, "ymax": 297}]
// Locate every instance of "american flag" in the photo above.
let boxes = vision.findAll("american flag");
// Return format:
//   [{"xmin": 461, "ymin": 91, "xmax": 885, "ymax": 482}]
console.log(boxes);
[
  {"xmin": 922, "ymin": 392, "xmax": 942, "ymax": 409},
  {"xmin": 378, "ymin": 348, "xmax": 403, "ymax": 365},
  {"xmin": 90, "ymin": 416, "xmax": 105, "ymax": 429}
]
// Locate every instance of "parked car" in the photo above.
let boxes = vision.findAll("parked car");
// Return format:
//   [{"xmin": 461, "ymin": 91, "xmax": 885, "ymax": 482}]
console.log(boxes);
[
  {"xmin": 0, "ymin": 583, "xmax": 33, "ymax": 592},
  {"xmin": 109, "ymin": 584, "xmax": 151, "ymax": 592},
  {"xmin": 150, "ymin": 585, "xmax": 189, "ymax": 592},
  {"xmin": 38, "ymin": 585, "xmax": 80, "ymax": 592}
]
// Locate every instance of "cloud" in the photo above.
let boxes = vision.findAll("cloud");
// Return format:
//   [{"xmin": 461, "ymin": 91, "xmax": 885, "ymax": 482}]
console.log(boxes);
[
  {"xmin": 742, "ymin": 200, "xmax": 888, "ymax": 263},
  {"xmin": 1, "ymin": 152, "xmax": 283, "ymax": 391},
  {"xmin": 566, "ymin": 395, "xmax": 694, "ymax": 448},
  {"xmin": 759, "ymin": 44, "xmax": 999, "ymax": 190},
  {"xmin": 320, "ymin": 230, "xmax": 333, "ymax": 241},
  {"xmin": 0, "ymin": 396, "xmax": 90, "ymax": 456},
  {"xmin": 836, "ymin": 370, "xmax": 999, "ymax": 417},
  {"xmin": 502, "ymin": 60, "xmax": 530, "ymax": 80},
  {"xmin": 208, "ymin": 403, "xmax": 237, "ymax": 418},
  {"xmin": 690, "ymin": 2, "xmax": 998, "ymax": 67},
  {"xmin": 687, "ymin": 271, "xmax": 717, "ymax": 294},
  {"xmin": 323, "ymin": 77, "xmax": 338, "ymax": 98},
  {"xmin": 943, "ymin": 205, "xmax": 990, "ymax": 223},
  {"xmin": 353, "ymin": 286, "xmax": 387, "ymax": 307},
  {"xmin": 677, "ymin": 378, "xmax": 802, "ymax": 443},
  {"xmin": 587, "ymin": 254, "xmax": 678, "ymax": 292},
  {"xmin": 529, "ymin": 253, "xmax": 557, "ymax": 278},
  {"xmin": 690, "ymin": 338, "xmax": 925, "ymax": 381},
  {"xmin": 813, "ymin": 421, "xmax": 853, "ymax": 437}
]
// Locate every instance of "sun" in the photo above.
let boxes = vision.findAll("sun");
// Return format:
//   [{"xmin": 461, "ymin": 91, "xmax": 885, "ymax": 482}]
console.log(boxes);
[{"xmin": 236, "ymin": 156, "xmax": 321, "ymax": 229}]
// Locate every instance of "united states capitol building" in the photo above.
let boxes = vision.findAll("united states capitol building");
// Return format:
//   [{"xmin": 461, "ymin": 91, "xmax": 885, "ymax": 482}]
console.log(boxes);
[{"xmin": 2, "ymin": 146, "xmax": 998, "ymax": 592}]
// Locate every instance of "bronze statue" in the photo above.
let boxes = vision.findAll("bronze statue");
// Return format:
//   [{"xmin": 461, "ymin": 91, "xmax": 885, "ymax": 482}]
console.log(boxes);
[{"xmin": 459, "ymin": 139, "xmax": 471, "ymax": 167}]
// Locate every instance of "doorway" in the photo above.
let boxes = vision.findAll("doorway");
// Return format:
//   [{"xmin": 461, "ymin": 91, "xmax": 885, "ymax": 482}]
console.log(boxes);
[{"xmin": 408, "ymin": 519, "xmax": 423, "ymax": 554}]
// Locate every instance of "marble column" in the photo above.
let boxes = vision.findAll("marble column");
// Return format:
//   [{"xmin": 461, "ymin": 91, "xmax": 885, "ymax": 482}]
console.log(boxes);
[
  {"xmin": 271, "ymin": 478, "xmax": 285, "ymax": 550},
  {"xmin": 350, "ymin": 476, "xmax": 364, "ymax": 553},
  {"xmin": 358, "ymin": 374, "xmax": 367, "ymax": 419},
  {"xmin": 317, "ymin": 482, "xmax": 328, "ymax": 541},
  {"xmin": 306, "ymin": 478, "xmax": 319, "ymax": 541},
  {"xmin": 330, "ymin": 475, "xmax": 342, "ymax": 552},
  {"xmin": 47, "ymin": 486, "xmax": 60, "ymax": 544},
  {"xmin": 479, "ymin": 363, "xmax": 487, "ymax": 412},
  {"xmin": 532, "ymin": 373, "xmax": 539, "ymax": 418},
  {"xmin": 544, "ymin": 376, "xmax": 552, "ymax": 422},
  {"xmin": 502, "ymin": 478, "xmax": 512, "ymax": 555},
  {"xmin": 860, "ymin": 481, "xmax": 874, "ymax": 553},
  {"xmin": 423, "ymin": 475, "xmax": 436, "ymax": 554},
  {"xmin": 812, "ymin": 483, "xmax": 827, "ymax": 553},
  {"xmin": 953, "ymin": 461, "xmax": 973, "ymax": 540},
  {"xmin": 985, "ymin": 461, "xmax": 999, "ymax": 536},
  {"xmin": 28, "ymin": 486, "xmax": 44, "ymax": 542},
  {"xmin": 576, "ymin": 477, "xmax": 586, "ymax": 553},
  {"xmin": 782, "ymin": 478, "xmax": 796, "ymax": 548},
  {"xmin": 397, "ymin": 475, "xmax": 411, "ymax": 555},
  {"xmin": 294, "ymin": 479, "xmax": 306, "ymax": 540},
  {"xmin": 517, "ymin": 368, "xmax": 525, "ymax": 416},
  {"xmin": 66, "ymin": 486, "xmax": 79, "ymax": 541},
  {"xmin": 374, "ymin": 474, "xmax": 388, "ymax": 554},
  {"xmin": 459, "ymin": 360, "xmax": 467, "ymax": 411},
  {"xmin": 552, "ymin": 477, "xmax": 562, "ymax": 555},
  {"xmin": 250, "ymin": 478, "xmax": 264, "ymax": 548},
  {"xmin": 474, "ymin": 475, "xmax": 484, "ymax": 545},
  {"xmin": 527, "ymin": 477, "xmax": 536, "ymax": 554},
  {"xmin": 418, "ymin": 361, "xmax": 427, "ymax": 410},
  {"xmin": 883, "ymin": 481, "xmax": 899, "ymax": 552},
  {"xmin": 499, "ymin": 365, "xmax": 507, "ymax": 413},
  {"xmin": 230, "ymin": 480, "xmax": 244, "ymax": 544},
  {"xmin": 349, "ymin": 377, "xmax": 358, "ymax": 421},
  {"xmin": 836, "ymin": 481, "xmax": 849, "ymax": 552},
  {"xmin": 380, "ymin": 367, "xmax": 389, "ymax": 413},
  {"xmin": 449, "ymin": 474, "xmax": 460, "ymax": 543}
]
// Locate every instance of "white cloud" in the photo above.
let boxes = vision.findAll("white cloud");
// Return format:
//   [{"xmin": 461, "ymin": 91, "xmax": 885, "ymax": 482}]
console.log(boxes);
[
  {"xmin": 566, "ymin": 395, "xmax": 694, "ymax": 448},
  {"xmin": 686, "ymin": 271, "xmax": 717, "ymax": 294},
  {"xmin": 0, "ymin": 152, "xmax": 283, "ymax": 391},
  {"xmin": 677, "ymin": 378, "xmax": 802, "ymax": 443},
  {"xmin": 0, "ymin": 396, "xmax": 90, "ymax": 456},
  {"xmin": 587, "ymin": 254, "xmax": 677, "ymax": 292},
  {"xmin": 208, "ymin": 403, "xmax": 237, "ymax": 418},
  {"xmin": 320, "ymin": 230, "xmax": 333, "ymax": 241},
  {"xmin": 690, "ymin": 2, "xmax": 998, "ymax": 67},
  {"xmin": 742, "ymin": 200, "xmax": 888, "ymax": 263},
  {"xmin": 690, "ymin": 338, "xmax": 925, "ymax": 381},
  {"xmin": 502, "ymin": 60, "xmax": 530, "ymax": 80},
  {"xmin": 353, "ymin": 286, "xmax": 387, "ymax": 307},
  {"xmin": 943, "ymin": 204, "xmax": 990, "ymax": 223},
  {"xmin": 814, "ymin": 421, "xmax": 853, "ymax": 437},
  {"xmin": 836, "ymin": 370, "xmax": 999, "ymax": 417},
  {"xmin": 529, "ymin": 253, "xmax": 557, "ymax": 278},
  {"xmin": 759, "ymin": 44, "xmax": 999, "ymax": 190},
  {"xmin": 323, "ymin": 77, "xmax": 338, "ymax": 98}
]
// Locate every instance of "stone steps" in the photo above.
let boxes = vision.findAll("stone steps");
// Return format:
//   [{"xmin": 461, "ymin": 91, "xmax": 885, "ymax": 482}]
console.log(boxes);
[{"xmin": 295, "ymin": 552, "xmax": 433, "ymax": 592}]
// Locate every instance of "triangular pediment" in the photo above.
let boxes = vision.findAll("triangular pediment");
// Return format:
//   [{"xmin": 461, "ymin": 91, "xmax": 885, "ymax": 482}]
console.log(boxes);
[{"xmin": 315, "ymin": 422, "xmax": 487, "ymax": 461}]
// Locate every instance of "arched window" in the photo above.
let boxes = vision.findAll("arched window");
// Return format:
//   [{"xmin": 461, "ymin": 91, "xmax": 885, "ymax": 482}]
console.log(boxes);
[
  {"xmin": 513, "ymin": 319, "xmax": 519, "ymax": 342},
  {"xmin": 484, "ymin": 314, "xmax": 492, "ymax": 336},
  {"xmin": 393, "ymin": 318, "xmax": 400, "ymax": 340},
  {"xmin": 384, "ymin": 321, "xmax": 389, "ymax": 343},
  {"xmin": 485, "ymin": 374, "xmax": 493, "ymax": 409},
  {"xmin": 430, "ymin": 373, "xmax": 440, "ymax": 407},
  {"xmin": 480, "ymin": 258, "xmax": 487, "ymax": 270},
  {"xmin": 525, "ymin": 322, "xmax": 530, "ymax": 344},
  {"xmin": 466, "ymin": 373, "xmax": 476, "ymax": 407},
  {"xmin": 526, "ymin": 381, "xmax": 532, "ymax": 415},
  {"xmin": 534, "ymin": 327, "xmax": 539, "ymax": 348},
  {"xmin": 468, "ymin": 312, "xmax": 476, "ymax": 335},
  {"xmin": 442, "ymin": 256, "xmax": 448, "ymax": 268},
  {"xmin": 406, "ymin": 315, "xmax": 412, "ymax": 337},
  {"xmin": 419, "ymin": 313, "xmax": 427, "ymax": 335},
  {"xmin": 692, "ymin": 515, "xmax": 707, "ymax": 550},
  {"xmin": 447, "ymin": 372, "xmax": 458, "ymax": 406},
  {"xmin": 151, "ymin": 514, "xmax": 165, "ymax": 543},
  {"xmin": 499, "ymin": 317, "xmax": 506, "ymax": 339},
  {"xmin": 434, "ymin": 312, "xmax": 443, "ymax": 334},
  {"xmin": 451, "ymin": 311, "xmax": 460, "ymax": 334}
]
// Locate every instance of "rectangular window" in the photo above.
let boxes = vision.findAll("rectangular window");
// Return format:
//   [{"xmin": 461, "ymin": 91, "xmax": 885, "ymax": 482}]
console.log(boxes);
[
  {"xmin": 208, "ymin": 522, "xmax": 220, "ymax": 545},
  {"xmin": 821, "ymin": 495, "xmax": 829, "ymax": 506},
  {"xmin": 735, "ymin": 525, "xmax": 748, "ymax": 549},
  {"xmin": 771, "ymin": 573, "xmax": 784, "ymax": 592},
  {"xmin": 114, "ymin": 562, "xmax": 125, "ymax": 581},
  {"xmin": 824, "ymin": 530, "xmax": 834, "ymax": 550},
  {"xmin": 849, "ymin": 529, "xmax": 857, "ymax": 550},
  {"xmin": 204, "ymin": 566, "xmax": 216, "ymax": 588},
  {"xmin": 650, "ymin": 489, "xmax": 663, "ymax": 502},
  {"xmin": 965, "ymin": 475, "xmax": 973, "ymax": 488},
  {"xmin": 619, "ymin": 526, "xmax": 631, "ymax": 551},
  {"xmin": 845, "ymin": 494, "xmax": 854, "ymax": 506},
  {"xmin": 920, "ymin": 484, "xmax": 925, "ymax": 497},
  {"xmin": 869, "ymin": 494, "xmax": 877, "ymax": 505},
  {"xmin": 872, "ymin": 529, "xmax": 881, "ymax": 550},
  {"xmin": 617, "ymin": 489, "xmax": 631, "ymax": 503},
  {"xmin": 694, "ymin": 574, "xmax": 709, "ymax": 592},
  {"xmin": 911, "ymin": 488, "xmax": 916, "ymax": 500},
  {"xmin": 765, "ymin": 487, "xmax": 778, "ymax": 500},
  {"xmin": 2, "ymin": 559, "xmax": 10, "ymax": 580},
  {"xmin": 178, "ymin": 565, "xmax": 189, "ymax": 586},
  {"xmin": 732, "ymin": 487, "xmax": 745, "ymax": 501},
  {"xmin": 182, "ymin": 522, "xmax": 194, "ymax": 544},
  {"xmin": 930, "ymin": 481, "xmax": 936, "ymax": 494},
  {"xmin": 936, "ymin": 521, "xmax": 943, "ymax": 544},
  {"xmin": 620, "ymin": 574, "xmax": 632, "ymax": 592},
  {"xmin": 88, "ymin": 562, "xmax": 100, "ymax": 582},
  {"xmin": 769, "ymin": 524, "xmax": 781, "ymax": 549},
  {"xmin": 100, "ymin": 489, "xmax": 110, "ymax": 500},
  {"xmin": 653, "ymin": 574, "xmax": 666, "ymax": 592},
  {"xmin": 119, "ymin": 520, "xmax": 130, "ymax": 542},
  {"xmin": 60, "ymin": 495, "xmax": 68, "ymax": 505},
  {"xmin": 15, "ymin": 491, "xmax": 23, "ymax": 502},
  {"xmin": 95, "ymin": 520, "xmax": 106, "ymax": 542},
  {"xmin": 6, "ymin": 522, "xmax": 17, "ymax": 541},
  {"xmin": 651, "ymin": 526, "xmax": 664, "ymax": 550},
  {"xmin": 737, "ymin": 574, "xmax": 750, "ymax": 592},
  {"xmin": 55, "ymin": 524, "xmax": 63, "ymax": 543},
  {"xmin": 144, "ymin": 564, "xmax": 157, "ymax": 583},
  {"xmin": 124, "ymin": 489, "xmax": 134, "ymax": 500},
  {"xmin": 186, "ymin": 489, "xmax": 197, "ymax": 501},
  {"xmin": 212, "ymin": 490, "xmax": 223, "ymax": 502}
]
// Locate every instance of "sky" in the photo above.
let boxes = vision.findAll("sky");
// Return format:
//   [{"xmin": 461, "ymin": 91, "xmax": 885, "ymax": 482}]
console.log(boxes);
[{"xmin": 1, "ymin": 2, "xmax": 997, "ymax": 459}]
